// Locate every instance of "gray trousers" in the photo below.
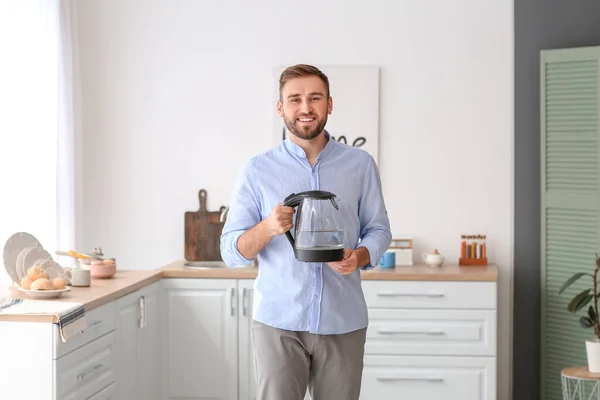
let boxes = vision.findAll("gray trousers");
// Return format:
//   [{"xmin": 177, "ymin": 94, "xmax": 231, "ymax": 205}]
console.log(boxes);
[{"xmin": 251, "ymin": 320, "xmax": 367, "ymax": 400}]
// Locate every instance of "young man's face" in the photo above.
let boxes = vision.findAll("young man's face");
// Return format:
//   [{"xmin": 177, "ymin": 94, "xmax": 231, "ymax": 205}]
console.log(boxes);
[{"xmin": 277, "ymin": 75, "xmax": 333, "ymax": 141}]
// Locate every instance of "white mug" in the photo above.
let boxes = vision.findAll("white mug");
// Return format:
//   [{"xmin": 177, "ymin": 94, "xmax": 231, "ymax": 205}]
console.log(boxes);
[{"xmin": 65, "ymin": 267, "xmax": 91, "ymax": 287}]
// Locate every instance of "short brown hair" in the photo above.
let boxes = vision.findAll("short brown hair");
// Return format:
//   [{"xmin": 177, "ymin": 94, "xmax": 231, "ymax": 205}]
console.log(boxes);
[{"xmin": 279, "ymin": 64, "xmax": 330, "ymax": 99}]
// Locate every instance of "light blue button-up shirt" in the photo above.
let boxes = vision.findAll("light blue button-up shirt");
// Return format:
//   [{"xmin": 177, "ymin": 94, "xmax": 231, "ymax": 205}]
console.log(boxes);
[{"xmin": 220, "ymin": 131, "xmax": 392, "ymax": 334}]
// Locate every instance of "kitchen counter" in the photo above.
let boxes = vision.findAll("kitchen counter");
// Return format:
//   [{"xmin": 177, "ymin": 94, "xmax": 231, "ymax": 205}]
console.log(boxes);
[
  {"xmin": 0, "ymin": 261, "xmax": 497, "ymax": 323},
  {"xmin": 360, "ymin": 263, "xmax": 498, "ymax": 281},
  {"xmin": 158, "ymin": 260, "xmax": 498, "ymax": 281},
  {"xmin": 0, "ymin": 270, "xmax": 163, "ymax": 323},
  {"xmin": 158, "ymin": 260, "xmax": 260, "ymax": 279}
]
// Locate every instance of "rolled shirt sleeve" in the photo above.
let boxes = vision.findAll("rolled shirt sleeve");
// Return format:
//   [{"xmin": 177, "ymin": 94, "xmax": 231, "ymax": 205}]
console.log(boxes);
[
  {"xmin": 220, "ymin": 159, "xmax": 261, "ymax": 267},
  {"xmin": 357, "ymin": 155, "xmax": 392, "ymax": 270}
]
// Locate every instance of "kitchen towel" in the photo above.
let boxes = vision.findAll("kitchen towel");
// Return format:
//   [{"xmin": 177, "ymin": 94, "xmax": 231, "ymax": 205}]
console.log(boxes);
[{"xmin": 0, "ymin": 290, "xmax": 87, "ymax": 342}]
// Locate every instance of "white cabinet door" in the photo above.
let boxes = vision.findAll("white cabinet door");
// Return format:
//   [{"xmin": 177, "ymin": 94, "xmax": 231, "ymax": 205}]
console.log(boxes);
[
  {"xmin": 162, "ymin": 278, "xmax": 238, "ymax": 400},
  {"xmin": 361, "ymin": 281, "xmax": 497, "ymax": 310},
  {"xmin": 365, "ymin": 309, "xmax": 497, "ymax": 356},
  {"xmin": 238, "ymin": 279, "xmax": 255, "ymax": 400},
  {"xmin": 87, "ymin": 382, "xmax": 116, "ymax": 399},
  {"xmin": 56, "ymin": 332, "xmax": 117, "ymax": 400},
  {"xmin": 116, "ymin": 290, "xmax": 139, "ymax": 399},
  {"xmin": 116, "ymin": 281, "xmax": 161, "ymax": 400},
  {"xmin": 360, "ymin": 355, "xmax": 496, "ymax": 400},
  {"xmin": 137, "ymin": 281, "xmax": 161, "ymax": 400}
]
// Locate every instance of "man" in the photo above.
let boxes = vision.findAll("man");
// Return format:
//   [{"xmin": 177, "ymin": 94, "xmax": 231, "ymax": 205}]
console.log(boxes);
[{"xmin": 220, "ymin": 64, "xmax": 392, "ymax": 400}]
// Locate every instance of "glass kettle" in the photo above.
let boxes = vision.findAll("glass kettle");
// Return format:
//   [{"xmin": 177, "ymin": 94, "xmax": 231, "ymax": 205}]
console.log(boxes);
[{"xmin": 282, "ymin": 190, "xmax": 345, "ymax": 262}]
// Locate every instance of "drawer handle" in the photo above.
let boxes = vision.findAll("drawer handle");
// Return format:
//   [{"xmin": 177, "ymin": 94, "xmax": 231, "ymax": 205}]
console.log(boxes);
[
  {"xmin": 230, "ymin": 288, "xmax": 235, "ymax": 316},
  {"xmin": 377, "ymin": 292, "xmax": 444, "ymax": 297},
  {"xmin": 377, "ymin": 376, "xmax": 444, "ymax": 382},
  {"xmin": 139, "ymin": 296, "xmax": 146, "ymax": 329},
  {"xmin": 377, "ymin": 329, "xmax": 446, "ymax": 336},
  {"xmin": 77, "ymin": 363, "xmax": 104, "ymax": 381},
  {"xmin": 242, "ymin": 288, "xmax": 248, "ymax": 316},
  {"xmin": 78, "ymin": 320, "xmax": 102, "ymax": 334}
]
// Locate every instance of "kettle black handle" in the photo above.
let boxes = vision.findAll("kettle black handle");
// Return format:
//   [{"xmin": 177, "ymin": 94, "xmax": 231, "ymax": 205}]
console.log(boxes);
[
  {"xmin": 282, "ymin": 193, "xmax": 303, "ymax": 247},
  {"xmin": 285, "ymin": 230, "xmax": 295, "ymax": 248},
  {"xmin": 282, "ymin": 192, "xmax": 304, "ymax": 208}
]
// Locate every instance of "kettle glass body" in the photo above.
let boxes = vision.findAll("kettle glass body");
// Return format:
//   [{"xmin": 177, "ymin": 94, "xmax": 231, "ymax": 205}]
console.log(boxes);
[
  {"xmin": 282, "ymin": 190, "xmax": 345, "ymax": 262},
  {"xmin": 295, "ymin": 198, "xmax": 344, "ymax": 250}
]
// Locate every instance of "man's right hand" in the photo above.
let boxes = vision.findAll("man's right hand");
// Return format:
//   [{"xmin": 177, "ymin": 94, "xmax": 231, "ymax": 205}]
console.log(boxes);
[
  {"xmin": 266, "ymin": 203, "xmax": 296, "ymax": 237},
  {"xmin": 235, "ymin": 203, "xmax": 296, "ymax": 260}
]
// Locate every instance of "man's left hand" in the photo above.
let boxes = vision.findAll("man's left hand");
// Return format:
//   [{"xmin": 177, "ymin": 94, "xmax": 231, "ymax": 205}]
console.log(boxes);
[{"xmin": 328, "ymin": 247, "xmax": 368, "ymax": 275}]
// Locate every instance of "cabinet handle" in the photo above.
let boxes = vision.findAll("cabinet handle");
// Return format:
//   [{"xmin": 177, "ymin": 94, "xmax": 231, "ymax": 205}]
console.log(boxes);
[
  {"xmin": 242, "ymin": 288, "xmax": 247, "ymax": 316},
  {"xmin": 377, "ymin": 329, "xmax": 446, "ymax": 336},
  {"xmin": 230, "ymin": 288, "xmax": 235, "ymax": 316},
  {"xmin": 78, "ymin": 320, "xmax": 102, "ymax": 334},
  {"xmin": 77, "ymin": 363, "xmax": 104, "ymax": 381},
  {"xmin": 139, "ymin": 296, "xmax": 146, "ymax": 329},
  {"xmin": 377, "ymin": 376, "xmax": 444, "ymax": 382},
  {"xmin": 376, "ymin": 292, "xmax": 444, "ymax": 297}
]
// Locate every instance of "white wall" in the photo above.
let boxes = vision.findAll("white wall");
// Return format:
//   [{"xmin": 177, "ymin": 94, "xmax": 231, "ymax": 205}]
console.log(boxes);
[{"xmin": 76, "ymin": 0, "xmax": 513, "ymax": 398}]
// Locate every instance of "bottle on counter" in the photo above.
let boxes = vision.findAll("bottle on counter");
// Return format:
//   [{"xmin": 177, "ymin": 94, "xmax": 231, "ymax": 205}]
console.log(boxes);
[
  {"xmin": 482, "ymin": 235, "xmax": 487, "ymax": 259},
  {"xmin": 465, "ymin": 235, "xmax": 471, "ymax": 259}
]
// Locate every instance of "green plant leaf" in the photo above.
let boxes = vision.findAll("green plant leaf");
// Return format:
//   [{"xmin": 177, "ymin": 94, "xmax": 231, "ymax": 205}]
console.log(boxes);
[
  {"xmin": 559, "ymin": 272, "xmax": 594, "ymax": 294},
  {"xmin": 568, "ymin": 289, "xmax": 592, "ymax": 313},
  {"xmin": 589, "ymin": 306, "xmax": 597, "ymax": 323},
  {"xmin": 581, "ymin": 316, "xmax": 594, "ymax": 328}
]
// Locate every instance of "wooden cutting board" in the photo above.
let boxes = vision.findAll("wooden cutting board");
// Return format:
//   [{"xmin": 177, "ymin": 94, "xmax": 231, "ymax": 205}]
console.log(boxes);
[{"xmin": 184, "ymin": 189, "xmax": 227, "ymax": 261}]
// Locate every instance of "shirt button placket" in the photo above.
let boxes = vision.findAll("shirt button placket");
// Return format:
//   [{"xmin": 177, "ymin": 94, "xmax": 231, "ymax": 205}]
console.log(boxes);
[
  {"xmin": 311, "ymin": 164, "xmax": 319, "ymax": 190},
  {"xmin": 310, "ymin": 163, "xmax": 321, "ymax": 332}
]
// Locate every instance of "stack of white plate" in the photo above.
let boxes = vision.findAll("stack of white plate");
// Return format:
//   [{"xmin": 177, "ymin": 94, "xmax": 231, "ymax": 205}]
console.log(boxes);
[{"xmin": 3, "ymin": 232, "xmax": 70, "ymax": 286}]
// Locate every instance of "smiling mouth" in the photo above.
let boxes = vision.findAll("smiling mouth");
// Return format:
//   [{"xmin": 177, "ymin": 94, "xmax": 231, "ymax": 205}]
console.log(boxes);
[{"xmin": 297, "ymin": 117, "xmax": 316, "ymax": 124}]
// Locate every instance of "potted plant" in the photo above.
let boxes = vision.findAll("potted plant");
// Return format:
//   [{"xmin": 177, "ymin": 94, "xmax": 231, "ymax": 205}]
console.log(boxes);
[{"xmin": 559, "ymin": 254, "xmax": 600, "ymax": 372}]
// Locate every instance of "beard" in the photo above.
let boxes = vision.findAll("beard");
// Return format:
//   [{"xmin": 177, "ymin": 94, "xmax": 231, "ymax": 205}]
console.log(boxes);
[{"xmin": 283, "ymin": 113, "xmax": 328, "ymax": 141}]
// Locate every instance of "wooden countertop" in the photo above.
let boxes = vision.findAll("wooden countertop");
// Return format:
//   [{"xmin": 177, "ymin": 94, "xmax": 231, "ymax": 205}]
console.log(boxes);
[
  {"xmin": 0, "ymin": 261, "xmax": 497, "ymax": 323},
  {"xmin": 158, "ymin": 261, "xmax": 260, "ymax": 279},
  {"xmin": 361, "ymin": 263, "xmax": 498, "ymax": 281},
  {"xmin": 158, "ymin": 260, "xmax": 498, "ymax": 282},
  {"xmin": 0, "ymin": 270, "xmax": 163, "ymax": 323}
]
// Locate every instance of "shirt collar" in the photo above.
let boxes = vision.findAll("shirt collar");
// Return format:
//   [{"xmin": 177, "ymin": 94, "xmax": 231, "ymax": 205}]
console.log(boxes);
[{"xmin": 284, "ymin": 129, "xmax": 336, "ymax": 161}]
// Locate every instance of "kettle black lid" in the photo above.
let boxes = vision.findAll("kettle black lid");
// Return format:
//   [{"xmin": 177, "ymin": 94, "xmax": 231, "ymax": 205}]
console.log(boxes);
[
  {"xmin": 283, "ymin": 190, "xmax": 336, "ymax": 203},
  {"xmin": 283, "ymin": 190, "xmax": 339, "ymax": 210}
]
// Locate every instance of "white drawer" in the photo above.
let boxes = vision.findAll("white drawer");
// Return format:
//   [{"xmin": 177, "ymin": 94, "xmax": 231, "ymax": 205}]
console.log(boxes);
[
  {"xmin": 55, "ymin": 331, "xmax": 116, "ymax": 400},
  {"xmin": 360, "ymin": 355, "xmax": 496, "ymax": 400},
  {"xmin": 88, "ymin": 382, "xmax": 116, "ymax": 400},
  {"xmin": 365, "ymin": 309, "xmax": 496, "ymax": 356},
  {"xmin": 361, "ymin": 281, "xmax": 496, "ymax": 310},
  {"xmin": 54, "ymin": 300, "xmax": 117, "ymax": 359}
]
